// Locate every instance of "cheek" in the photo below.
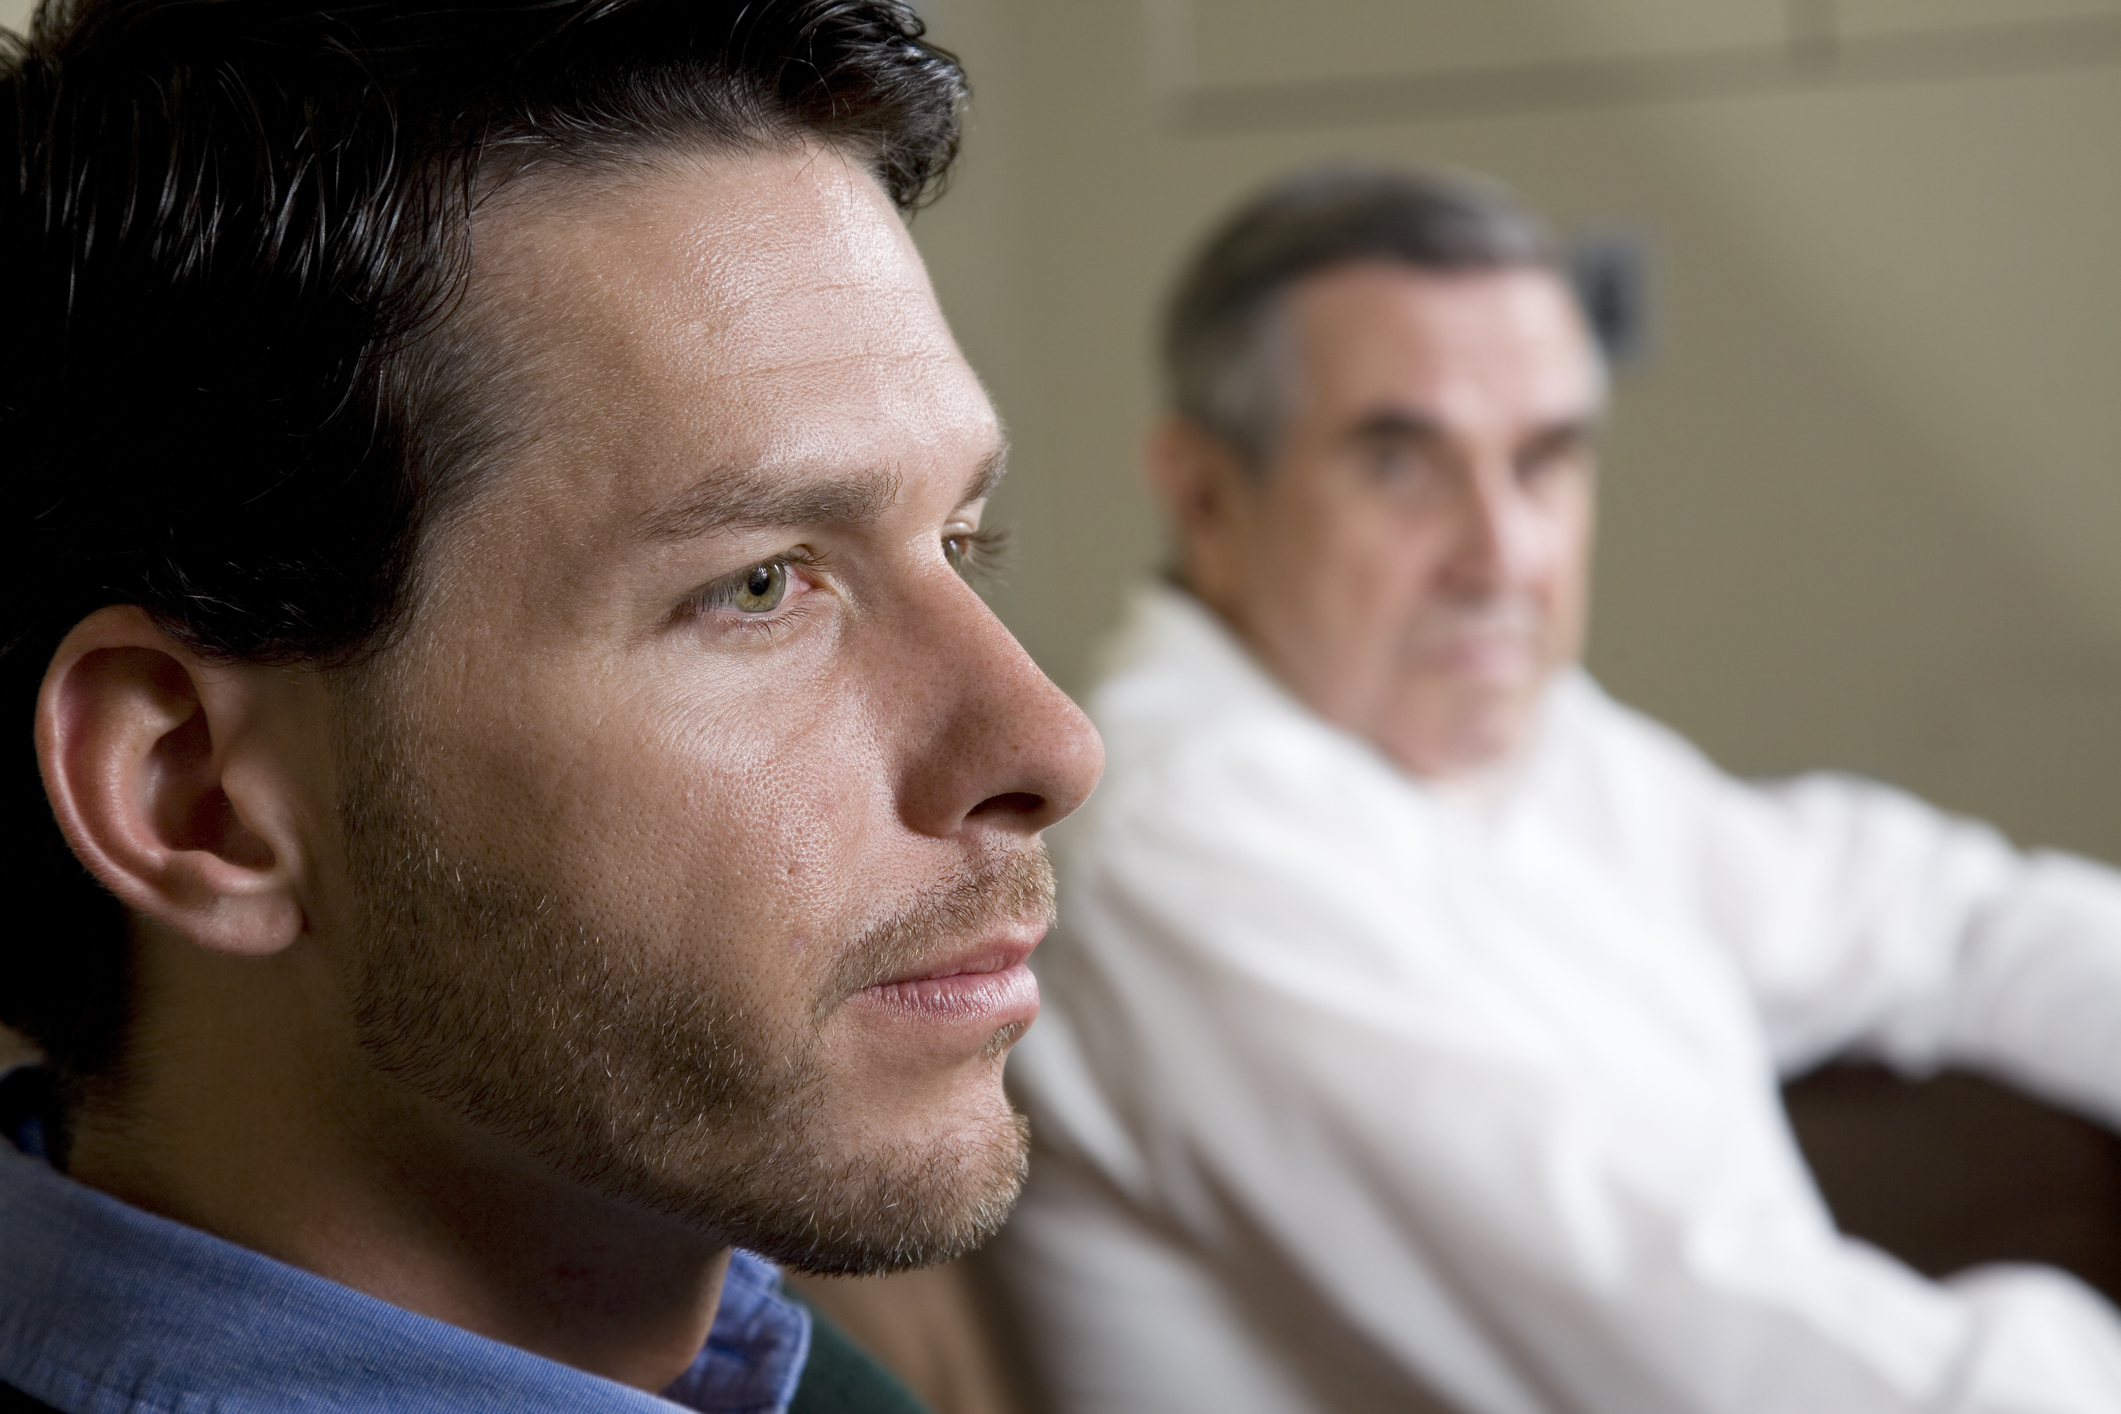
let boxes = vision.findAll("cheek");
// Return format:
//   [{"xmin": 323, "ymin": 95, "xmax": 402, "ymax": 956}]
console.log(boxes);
[
  {"xmin": 1530, "ymin": 496, "xmax": 1597, "ymax": 609},
  {"xmin": 615, "ymin": 711, "xmax": 878, "ymax": 947},
  {"xmin": 426, "ymin": 656, "xmax": 887, "ymax": 965},
  {"xmin": 1337, "ymin": 524, "xmax": 1451, "ymax": 634},
  {"xmin": 1256, "ymin": 493, "xmax": 1394, "ymax": 610}
]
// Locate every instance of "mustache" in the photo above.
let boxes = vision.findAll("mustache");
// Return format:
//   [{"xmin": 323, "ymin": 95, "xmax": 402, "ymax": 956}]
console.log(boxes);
[
  {"xmin": 1402, "ymin": 596, "xmax": 1544, "ymax": 651},
  {"xmin": 814, "ymin": 846, "xmax": 1057, "ymax": 1018}
]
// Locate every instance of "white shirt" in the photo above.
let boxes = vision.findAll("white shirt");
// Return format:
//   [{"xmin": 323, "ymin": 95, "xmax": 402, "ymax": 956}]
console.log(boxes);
[{"xmin": 998, "ymin": 583, "xmax": 2121, "ymax": 1414}]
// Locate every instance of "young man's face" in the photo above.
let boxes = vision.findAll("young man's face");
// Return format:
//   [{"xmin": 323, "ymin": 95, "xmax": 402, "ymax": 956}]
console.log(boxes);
[{"xmin": 306, "ymin": 145, "xmax": 1102, "ymax": 1271}]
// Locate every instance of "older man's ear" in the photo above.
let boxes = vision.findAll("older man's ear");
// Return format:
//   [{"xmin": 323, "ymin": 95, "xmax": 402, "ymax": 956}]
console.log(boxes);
[
  {"xmin": 36, "ymin": 605, "xmax": 313, "ymax": 959},
  {"xmin": 1144, "ymin": 414, "xmax": 1260, "ymax": 610}
]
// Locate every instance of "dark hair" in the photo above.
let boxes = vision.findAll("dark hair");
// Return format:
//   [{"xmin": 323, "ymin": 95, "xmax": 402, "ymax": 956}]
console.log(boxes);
[
  {"xmin": 0, "ymin": 0, "xmax": 966, "ymax": 1079},
  {"xmin": 1163, "ymin": 166, "xmax": 1553, "ymax": 470}
]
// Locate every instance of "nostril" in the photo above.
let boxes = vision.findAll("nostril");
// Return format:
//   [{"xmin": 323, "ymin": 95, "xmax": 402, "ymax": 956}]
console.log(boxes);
[{"xmin": 970, "ymin": 791, "xmax": 1046, "ymax": 820}]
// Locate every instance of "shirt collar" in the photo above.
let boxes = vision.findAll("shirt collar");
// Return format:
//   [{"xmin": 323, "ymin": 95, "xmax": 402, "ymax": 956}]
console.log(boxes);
[{"xmin": 0, "ymin": 1064, "xmax": 809, "ymax": 1414}]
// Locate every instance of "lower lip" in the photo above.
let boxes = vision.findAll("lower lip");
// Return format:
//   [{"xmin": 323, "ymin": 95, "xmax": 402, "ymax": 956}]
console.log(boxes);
[
  {"xmin": 856, "ymin": 962, "xmax": 1041, "ymax": 1028},
  {"xmin": 1421, "ymin": 637, "xmax": 1531, "ymax": 679}
]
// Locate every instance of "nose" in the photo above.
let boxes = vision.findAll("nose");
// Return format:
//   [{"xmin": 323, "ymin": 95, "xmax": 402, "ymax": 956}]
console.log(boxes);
[
  {"xmin": 1441, "ymin": 464, "xmax": 1545, "ymax": 598},
  {"xmin": 885, "ymin": 575, "xmax": 1104, "ymax": 841}
]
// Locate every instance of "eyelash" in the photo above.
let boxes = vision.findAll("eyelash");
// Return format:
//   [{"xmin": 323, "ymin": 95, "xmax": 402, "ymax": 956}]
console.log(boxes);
[
  {"xmin": 945, "ymin": 524, "xmax": 1012, "ymax": 585},
  {"xmin": 678, "ymin": 524, "xmax": 1013, "ymax": 639},
  {"xmin": 678, "ymin": 549, "xmax": 826, "ymax": 639}
]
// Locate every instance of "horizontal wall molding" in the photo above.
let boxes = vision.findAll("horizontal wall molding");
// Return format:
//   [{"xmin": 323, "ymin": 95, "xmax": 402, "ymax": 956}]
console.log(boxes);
[{"xmin": 1161, "ymin": 9, "xmax": 2121, "ymax": 133}]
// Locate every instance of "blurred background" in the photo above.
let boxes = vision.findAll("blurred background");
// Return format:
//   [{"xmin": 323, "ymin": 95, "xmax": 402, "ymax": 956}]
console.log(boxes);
[
  {"xmin": 875, "ymin": 4, "xmax": 2121, "ymax": 1352},
  {"xmin": 902, "ymin": 0, "xmax": 2121, "ymax": 865}
]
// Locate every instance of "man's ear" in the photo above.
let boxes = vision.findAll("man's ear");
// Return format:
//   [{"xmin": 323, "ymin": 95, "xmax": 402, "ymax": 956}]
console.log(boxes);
[
  {"xmin": 1144, "ymin": 415, "xmax": 1256, "ymax": 607},
  {"xmin": 36, "ymin": 606, "xmax": 311, "ymax": 957}
]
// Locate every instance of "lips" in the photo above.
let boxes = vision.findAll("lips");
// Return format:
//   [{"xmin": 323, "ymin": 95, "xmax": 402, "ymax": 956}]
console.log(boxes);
[
  {"xmin": 856, "ymin": 937, "xmax": 1042, "ymax": 1025},
  {"xmin": 1406, "ymin": 605, "xmax": 1544, "ymax": 679}
]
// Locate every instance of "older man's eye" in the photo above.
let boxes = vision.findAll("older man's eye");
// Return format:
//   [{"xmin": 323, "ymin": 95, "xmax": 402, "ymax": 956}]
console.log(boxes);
[
  {"xmin": 731, "ymin": 560, "xmax": 789, "ymax": 613},
  {"xmin": 1369, "ymin": 443, "xmax": 1435, "ymax": 484}
]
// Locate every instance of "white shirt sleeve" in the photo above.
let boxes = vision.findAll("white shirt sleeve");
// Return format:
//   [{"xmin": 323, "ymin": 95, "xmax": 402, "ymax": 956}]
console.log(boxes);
[
  {"xmin": 1558, "ymin": 684, "xmax": 2121, "ymax": 1124},
  {"xmin": 1018, "ymin": 699, "xmax": 2121, "ymax": 1414}
]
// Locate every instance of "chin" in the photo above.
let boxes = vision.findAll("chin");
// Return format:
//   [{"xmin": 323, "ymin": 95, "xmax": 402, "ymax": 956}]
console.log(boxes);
[
  {"xmin": 728, "ymin": 1105, "xmax": 1034, "ymax": 1277},
  {"xmin": 1386, "ymin": 690, "xmax": 1542, "ymax": 779},
  {"xmin": 589, "ymin": 1041, "xmax": 1028, "ymax": 1276}
]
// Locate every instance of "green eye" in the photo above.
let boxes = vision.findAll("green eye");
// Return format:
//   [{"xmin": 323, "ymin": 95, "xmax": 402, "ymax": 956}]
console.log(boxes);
[{"xmin": 733, "ymin": 560, "xmax": 788, "ymax": 613}]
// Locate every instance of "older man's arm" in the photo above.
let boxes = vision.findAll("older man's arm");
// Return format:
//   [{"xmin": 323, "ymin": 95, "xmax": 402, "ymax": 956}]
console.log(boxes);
[{"xmin": 1568, "ymin": 681, "xmax": 2121, "ymax": 1124}]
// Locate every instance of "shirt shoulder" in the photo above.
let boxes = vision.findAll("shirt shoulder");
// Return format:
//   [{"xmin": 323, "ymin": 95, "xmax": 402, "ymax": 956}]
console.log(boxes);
[{"xmin": 0, "ymin": 1126, "xmax": 813, "ymax": 1414}]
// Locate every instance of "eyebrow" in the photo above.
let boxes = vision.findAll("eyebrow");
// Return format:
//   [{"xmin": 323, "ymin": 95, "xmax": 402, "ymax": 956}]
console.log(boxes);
[
  {"xmin": 637, "ymin": 446, "xmax": 1006, "ymax": 543},
  {"xmin": 1518, "ymin": 418, "xmax": 1600, "ymax": 459},
  {"xmin": 1344, "ymin": 409, "xmax": 1602, "ymax": 451},
  {"xmin": 1345, "ymin": 410, "xmax": 1447, "ymax": 444},
  {"xmin": 962, "ymin": 444, "xmax": 1008, "ymax": 505}
]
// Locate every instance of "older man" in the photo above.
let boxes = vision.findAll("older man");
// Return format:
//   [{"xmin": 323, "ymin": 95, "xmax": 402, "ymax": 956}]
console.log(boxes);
[
  {"xmin": 0, "ymin": 3, "xmax": 1101, "ymax": 1412},
  {"xmin": 998, "ymin": 168, "xmax": 2121, "ymax": 1412}
]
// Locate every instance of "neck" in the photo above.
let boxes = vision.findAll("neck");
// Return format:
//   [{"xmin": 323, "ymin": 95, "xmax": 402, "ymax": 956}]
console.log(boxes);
[{"xmin": 64, "ymin": 928, "xmax": 731, "ymax": 1394}]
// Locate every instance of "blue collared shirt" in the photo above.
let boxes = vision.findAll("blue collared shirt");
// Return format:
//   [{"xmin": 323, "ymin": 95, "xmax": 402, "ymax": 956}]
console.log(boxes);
[{"xmin": 0, "ymin": 1072, "xmax": 812, "ymax": 1414}]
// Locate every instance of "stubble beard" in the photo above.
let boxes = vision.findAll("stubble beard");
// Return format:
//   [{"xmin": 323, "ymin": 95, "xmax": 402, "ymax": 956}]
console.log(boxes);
[{"xmin": 329, "ymin": 698, "xmax": 1041, "ymax": 1276}]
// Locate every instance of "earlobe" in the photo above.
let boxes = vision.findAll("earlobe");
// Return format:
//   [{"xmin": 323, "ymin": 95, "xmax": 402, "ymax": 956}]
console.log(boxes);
[{"xmin": 36, "ymin": 606, "xmax": 309, "ymax": 957}]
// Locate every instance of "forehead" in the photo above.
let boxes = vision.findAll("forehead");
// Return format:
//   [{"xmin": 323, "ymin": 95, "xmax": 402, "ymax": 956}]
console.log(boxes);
[
  {"xmin": 443, "ymin": 143, "xmax": 992, "ymax": 567},
  {"xmin": 1282, "ymin": 263, "xmax": 1600, "ymax": 425}
]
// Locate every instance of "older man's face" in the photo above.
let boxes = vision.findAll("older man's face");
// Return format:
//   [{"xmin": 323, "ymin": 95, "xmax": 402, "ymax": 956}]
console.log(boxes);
[
  {"xmin": 1192, "ymin": 264, "xmax": 1600, "ymax": 778},
  {"xmin": 305, "ymin": 145, "xmax": 1102, "ymax": 1272}
]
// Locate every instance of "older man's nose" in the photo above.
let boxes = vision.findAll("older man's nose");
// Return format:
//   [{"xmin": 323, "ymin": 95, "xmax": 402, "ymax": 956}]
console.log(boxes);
[{"xmin": 1442, "ymin": 469, "xmax": 1543, "ymax": 595}]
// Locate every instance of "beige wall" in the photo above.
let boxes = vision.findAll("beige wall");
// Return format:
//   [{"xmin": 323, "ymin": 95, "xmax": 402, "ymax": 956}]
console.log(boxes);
[{"xmin": 910, "ymin": 0, "xmax": 2121, "ymax": 861}]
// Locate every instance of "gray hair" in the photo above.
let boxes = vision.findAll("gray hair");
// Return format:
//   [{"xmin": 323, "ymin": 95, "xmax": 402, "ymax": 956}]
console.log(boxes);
[{"xmin": 1163, "ymin": 167, "xmax": 1555, "ymax": 473}]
